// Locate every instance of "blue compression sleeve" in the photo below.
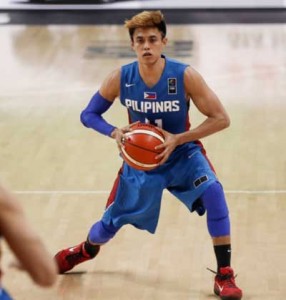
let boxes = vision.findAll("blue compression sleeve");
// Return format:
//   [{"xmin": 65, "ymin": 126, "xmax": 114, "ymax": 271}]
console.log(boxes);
[
  {"xmin": 80, "ymin": 91, "xmax": 116, "ymax": 137},
  {"xmin": 201, "ymin": 181, "xmax": 230, "ymax": 237},
  {"xmin": 88, "ymin": 221, "xmax": 119, "ymax": 244}
]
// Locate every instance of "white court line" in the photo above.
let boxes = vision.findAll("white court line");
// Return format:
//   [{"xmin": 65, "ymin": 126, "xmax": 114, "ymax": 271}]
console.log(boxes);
[
  {"xmin": 14, "ymin": 190, "xmax": 286, "ymax": 195},
  {"xmin": 225, "ymin": 190, "xmax": 286, "ymax": 194}
]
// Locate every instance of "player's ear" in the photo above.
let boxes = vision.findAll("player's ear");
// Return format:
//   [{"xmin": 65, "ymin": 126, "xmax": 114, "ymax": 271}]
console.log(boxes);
[{"xmin": 162, "ymin": 37, "xmax": 168, "ymax": 46}]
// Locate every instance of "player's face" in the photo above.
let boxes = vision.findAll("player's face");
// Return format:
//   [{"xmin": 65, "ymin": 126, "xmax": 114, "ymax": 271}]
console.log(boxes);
[{"xmin": 131, "ymin": 27, "xmax": 167, "ymax": 64}]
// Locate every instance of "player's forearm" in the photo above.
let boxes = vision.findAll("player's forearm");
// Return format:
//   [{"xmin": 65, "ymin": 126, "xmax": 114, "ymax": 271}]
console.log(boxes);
[
  {"xmin": 3, "ymin": 212, "xmax": 57, "ymax": 286},
  {"xmin": 14, "ymin": 232, "xmax": 57, "ymax": 287},
  {"xmin": 0, "ymin": 188, "xmax": 57, "ymax": 286},
  {"xmin": 177, "ymin": 115, "xmax": 230, "ymax": 145},
  {"xmin": 80, "ymin": 91, "xmax": 116, "ymax": 137}
]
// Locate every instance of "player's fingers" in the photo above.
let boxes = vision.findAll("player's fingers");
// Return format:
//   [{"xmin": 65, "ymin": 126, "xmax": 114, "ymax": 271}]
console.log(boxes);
[
  {"xmin": 113, "ymin": 130, "xmax": 125, "ymax": 151},
  {"xmin": 119, "ymin": 135, "xmax": 127, "ymax": 148},
  {"xmin": 117, "ymin": 142, "xmax": 122, "ymax": 152},
  {"xmin": 129, "ymin": 121, "xmax": 140, "ymax": 128},
  {"xmin": 155, "ymin": 143, "xmax": 165, "ymax": 150},
  {"xmin": 122, "ymin": 121, "xmax": 140, "ymax": 133},
  {"xmin": 155, "ymin": 149, "xmax": 169, "ymax": 163},
  {"xmin": 157, "ymin": 155, "xmax": 169, "ymax": 165}
]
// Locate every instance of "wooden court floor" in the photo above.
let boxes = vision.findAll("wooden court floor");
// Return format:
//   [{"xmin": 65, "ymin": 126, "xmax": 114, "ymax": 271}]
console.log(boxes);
[{"xmin": 0, "ymin": 23, "xmax": 285, "ymax": 299}]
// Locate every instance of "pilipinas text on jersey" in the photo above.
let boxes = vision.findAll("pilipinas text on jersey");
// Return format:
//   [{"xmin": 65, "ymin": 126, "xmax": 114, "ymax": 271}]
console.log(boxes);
[{"xmin": 125, "ymin": 98, "xmax": 180, "ymax": 113}]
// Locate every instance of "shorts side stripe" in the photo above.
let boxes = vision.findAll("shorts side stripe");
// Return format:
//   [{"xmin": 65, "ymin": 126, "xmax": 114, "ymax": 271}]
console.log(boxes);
[
  {"xmin": 105, "ymin": 165, "xmax": 123, "ymax": 209},
  {"xmin": 194, "ymin": 140, "xmax": 216, "ymax": 173}
]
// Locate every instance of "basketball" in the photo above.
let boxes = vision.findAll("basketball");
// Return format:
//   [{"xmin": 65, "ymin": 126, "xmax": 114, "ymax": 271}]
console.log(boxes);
[{"xmin": 120, "ymin": 123, "xmax": 165, "ymax": 171}]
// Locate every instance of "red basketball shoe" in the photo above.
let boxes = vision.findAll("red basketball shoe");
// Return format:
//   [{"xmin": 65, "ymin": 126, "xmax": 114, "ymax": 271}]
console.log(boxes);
[
  {"xmin": 210, "ymin": 267, "xmax": 243, "ymax": 300},
  {"xmin": 55, "ymin": 242, "xmax": 99, "ymax": 274}
]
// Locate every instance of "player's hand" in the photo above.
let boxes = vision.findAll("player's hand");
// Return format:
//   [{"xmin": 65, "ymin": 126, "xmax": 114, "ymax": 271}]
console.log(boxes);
[
  {"xmin": 111, "ymin": 121, "xmax": 140, "ymax": 151},
  {"xmin": 111, "ymin": 128, "xmax": 125, "ymax": 151},
  {"xmin": 154, "ymin": 128, "xmax": 180, "ymax": 165}
]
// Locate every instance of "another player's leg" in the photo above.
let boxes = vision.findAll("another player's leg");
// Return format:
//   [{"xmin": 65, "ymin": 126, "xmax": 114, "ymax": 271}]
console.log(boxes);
[
  {"xmin": 201, "ymin": 181, "xmax": 243, "ymax": 300},
  {"xmin": 55, "ymin": 221, "xmax": 118, "ymax": 274}
]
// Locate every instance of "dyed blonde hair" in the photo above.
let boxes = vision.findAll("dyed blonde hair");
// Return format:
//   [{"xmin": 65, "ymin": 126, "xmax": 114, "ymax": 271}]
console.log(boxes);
[{"xmin": 124, "ymin": 10, "xmax": 167, "ymax": 40}]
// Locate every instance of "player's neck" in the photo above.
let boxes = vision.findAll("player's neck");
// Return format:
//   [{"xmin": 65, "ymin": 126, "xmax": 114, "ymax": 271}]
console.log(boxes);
[{"xmin": 138, "ymin": 57, "xmax": 165, "ymax": 88}]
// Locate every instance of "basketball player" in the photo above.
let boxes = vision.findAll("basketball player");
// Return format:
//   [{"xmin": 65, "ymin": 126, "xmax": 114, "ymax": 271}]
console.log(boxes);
[
  {"xmin": 55, "ymin": 10, "xmax": 243, "ymax": 300},
  {"xmin": 0, "ymin": 183, "xmax": 57, "ymax": 299}
]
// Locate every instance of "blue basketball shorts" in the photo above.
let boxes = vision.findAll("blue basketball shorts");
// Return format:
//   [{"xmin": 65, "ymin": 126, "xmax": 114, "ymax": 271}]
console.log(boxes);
[{"xmin": 101, "ymin": 142, "xmax": 217, "ymax": 234}]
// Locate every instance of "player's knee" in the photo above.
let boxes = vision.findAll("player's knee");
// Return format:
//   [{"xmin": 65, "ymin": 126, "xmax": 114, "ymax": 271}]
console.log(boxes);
[
  {"xmin": 201, "ymin": 181, "xmax": 230, "ymax": 237},
  {"xmin": 201, "ymin": 181, "xmax": 229, "ymax": 219},
  {"xmin": 88, "ymin": 221, "xmax": 119, "ymax": 244}
]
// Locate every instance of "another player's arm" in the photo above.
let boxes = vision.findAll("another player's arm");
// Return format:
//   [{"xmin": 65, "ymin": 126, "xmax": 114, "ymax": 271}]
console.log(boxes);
[
  {"xmin": 0, "ymin": 185, "xmax": 57, "ymax": 287},
  {"xmin": 156, "ymin": 66, "xmax": 230, "ymax": 164}
]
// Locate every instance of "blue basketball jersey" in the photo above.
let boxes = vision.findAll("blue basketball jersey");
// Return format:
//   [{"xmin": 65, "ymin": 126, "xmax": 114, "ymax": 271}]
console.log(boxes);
[{"xmin": 120, "ymin": 56, "xmax": 189, "ymax": 134}]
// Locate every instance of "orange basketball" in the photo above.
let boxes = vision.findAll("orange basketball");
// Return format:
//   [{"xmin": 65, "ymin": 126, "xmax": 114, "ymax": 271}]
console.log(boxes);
[{"xmin": 120, "ymin": 123, "xmax": 165, "ymax": 171}]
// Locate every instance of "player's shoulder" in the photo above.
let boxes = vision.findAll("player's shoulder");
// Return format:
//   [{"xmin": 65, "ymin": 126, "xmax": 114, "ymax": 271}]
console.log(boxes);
[
  {"xmin": 165, "ymin": 56, "xmax": 189, "ymax": 68},
  {"xmin": 100, "ymin": 68, "xmax": 121, "ymax": 98},
  {"xmin": 120, "ymin": 60, "xmax": 139, "ymax": 81},
  {"xmin": 164, "ymin": 56, "xmax": 190, "ymax": 75},
  {"xmin": 121, "ymin": 60, "xmax": 138, "ymax": 71},
  {"xmin": 105, "ymin": 67, "xmax": 121, "ymax": 83},
  {"xmin": 183, "ymin": 65, "xmax": 203, "ymax": 82}
]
